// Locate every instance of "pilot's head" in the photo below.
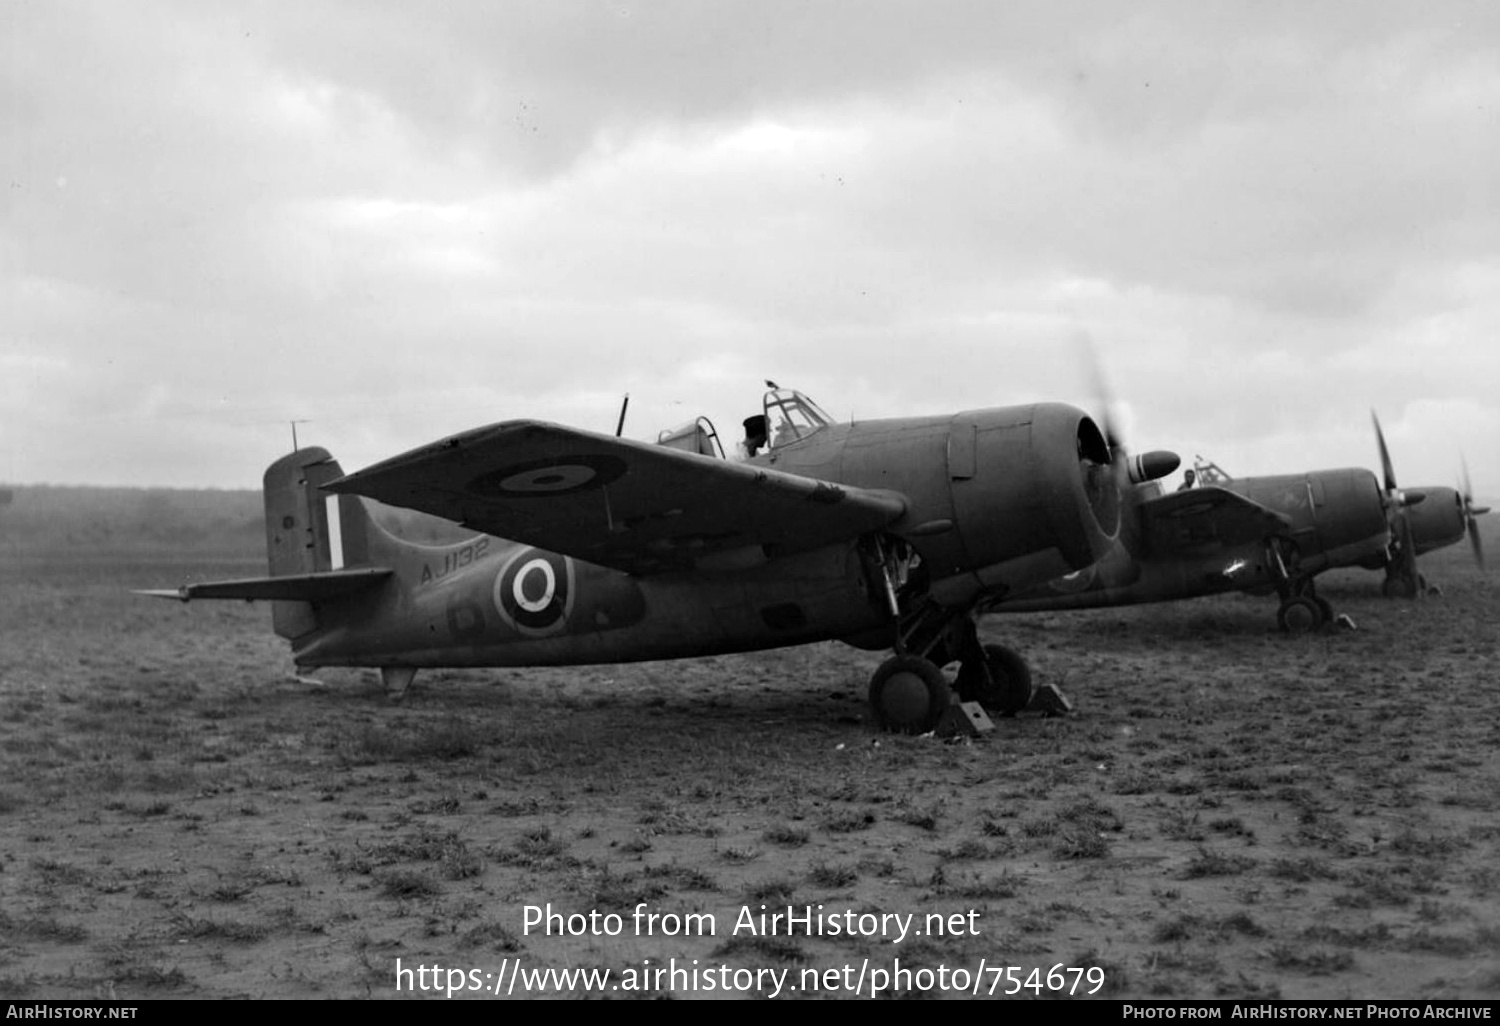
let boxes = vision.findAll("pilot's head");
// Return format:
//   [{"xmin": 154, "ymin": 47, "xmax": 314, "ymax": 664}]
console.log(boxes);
[{"xmin": 742, "ymin": 414, "xmax": 768, "ymax": 456}]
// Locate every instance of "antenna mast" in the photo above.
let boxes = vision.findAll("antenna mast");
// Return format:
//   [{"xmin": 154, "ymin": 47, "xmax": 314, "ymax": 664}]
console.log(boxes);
[{"xmin": 615, "ymin": 394, "xmax": 630, "ymax": 437}]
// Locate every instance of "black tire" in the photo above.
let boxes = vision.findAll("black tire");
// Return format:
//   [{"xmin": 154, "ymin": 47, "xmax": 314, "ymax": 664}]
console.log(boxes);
[
  {"xmin": 1277, "ymin": 596, "xmax": 1324, "ymax": 634},
  {"xmin": 869, "ymin": 656, "xmax": 951, "ymax": 734},
  {"xmin": 956, "ymin": 643, "xmax": 1034, "ymax": 716},
  {"xmin": 1313, "ymin": 596, "xmax": 1334, "ymax": 623},
  {"xmin": 1381, "ymin": 575, "xmax": 1418, "ymax": 600}
]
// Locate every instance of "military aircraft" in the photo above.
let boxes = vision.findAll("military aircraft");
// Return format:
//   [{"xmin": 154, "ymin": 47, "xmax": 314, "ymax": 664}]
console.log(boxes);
[
  {"xmin": 143, "ymin": 384, "xmax": 1185, "ymax": 733},
  {"xmin": 998, "ymin": 413, "xmax": 1487, "ymax": 635}
]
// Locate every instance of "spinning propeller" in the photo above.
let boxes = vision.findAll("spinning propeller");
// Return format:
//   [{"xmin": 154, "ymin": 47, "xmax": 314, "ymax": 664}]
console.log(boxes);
[
  {"xmin": 1371, "ymin": 411, "xmax": 1427, "ymax": 593},
  {"xmin": 1083, "ymin": 342, "xmax": 1180, "ymax": 540},
  {"xmin": 1371, "ymin": 411, "xmax": 1488, "ymax": 594},
  {"xmin": 1460, "ymin": 456, "xmax": 1489, "ymax": 570}
]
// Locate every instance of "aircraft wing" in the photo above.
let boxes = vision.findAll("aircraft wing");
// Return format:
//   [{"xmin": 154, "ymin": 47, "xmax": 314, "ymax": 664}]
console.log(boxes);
[
  {"xmin": 326, "ymin": 421, "xmax": 907, "ymax": 574},
  {"xmin": 1138, "ymin": 486, "xmax": 1291, "ymax": 556}
]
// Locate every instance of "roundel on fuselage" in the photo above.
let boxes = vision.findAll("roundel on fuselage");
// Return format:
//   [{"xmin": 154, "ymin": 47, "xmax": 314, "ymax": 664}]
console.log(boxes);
[{"xmin": 493, "ymin": 548, "xmax": 574, "ymax": 636}]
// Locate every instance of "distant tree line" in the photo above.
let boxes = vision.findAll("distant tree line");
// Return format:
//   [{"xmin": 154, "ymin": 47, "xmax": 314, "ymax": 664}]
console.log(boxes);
[{"xmin": 0, "ymin": 485, "xmax": 472, "ymax": 556}]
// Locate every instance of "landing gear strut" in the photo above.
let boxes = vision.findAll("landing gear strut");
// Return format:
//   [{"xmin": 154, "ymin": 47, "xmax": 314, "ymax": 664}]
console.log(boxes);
[
  {"xmin": 1269, "ymin": 540, "xmax": 1335, "ymax": 634},
  {"xmin": 860, "ymin": 535, "xmax": 1042, "ymax": 730},
  {"xmin": 953, "ymin": 623, "xmax": 1034, "ymax": 716},
  {"xmin": 1380, "ymin": 509, "xmax": 1422, "ymax": 600}
]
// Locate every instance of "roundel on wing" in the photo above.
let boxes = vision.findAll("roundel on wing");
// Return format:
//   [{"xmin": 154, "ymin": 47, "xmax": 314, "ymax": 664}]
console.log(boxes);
[
  {"xmin": 469, "ymin": 454, "xmax": 628, "ymax": 498},
  {"xmin": 493, "ymin": 548, "xmax": 574, "ymax": 637}
]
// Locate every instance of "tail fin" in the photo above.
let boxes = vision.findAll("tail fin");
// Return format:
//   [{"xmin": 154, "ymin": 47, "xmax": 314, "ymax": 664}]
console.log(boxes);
[
  {"xmin": 139, "ymin": 447, "xmax": 398, "ymax": 642},
  {"xmin": 264, "ymin": 447, "xmax": 376, "ymax": 639}
]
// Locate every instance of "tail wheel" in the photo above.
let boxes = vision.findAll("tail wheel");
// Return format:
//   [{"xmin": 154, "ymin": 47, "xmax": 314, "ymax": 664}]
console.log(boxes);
[
  {"xmin": 956, "ymin": 643, "xmax": 1034, "ymax": 716},
  {"xmin": 869, "ymin": 656, "xmax": 951, "ymax": 734}
]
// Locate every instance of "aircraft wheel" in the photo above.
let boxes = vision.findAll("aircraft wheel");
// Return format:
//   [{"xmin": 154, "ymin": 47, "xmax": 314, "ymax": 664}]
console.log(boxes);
[
  {"xmin": 956, "ymin": 643, "xmax": 1034, "ymax": 716},
  {"xmin": 1277, "ymin": 596, "xmax": 1324, "ymax": 635},
  {"xmin": 1313, "ymin": 596, "xmax": 1334, "ymax": 623},
  {"xmin": 1381, "ymin": 575, "xmax": 1418, "ymax": 600},
  {"xmin": 868, "ymin": 656, "xmax": 951, "ymax": 734}
]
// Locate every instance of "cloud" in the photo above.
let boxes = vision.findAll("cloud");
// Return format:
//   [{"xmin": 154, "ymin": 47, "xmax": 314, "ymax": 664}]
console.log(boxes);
[{"xmin": 3, "ymin": 1, "xmax": 1497, "ymax": 496}]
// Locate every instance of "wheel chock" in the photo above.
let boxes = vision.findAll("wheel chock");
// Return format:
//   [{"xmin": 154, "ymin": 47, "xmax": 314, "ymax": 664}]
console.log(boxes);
[
  {"xmin": 937, "ymin": 701, "xmax": 995, "ymax": 738},
  {"xmin": 1023, "ymin": 682, "xmax": 1073, "ymax": 717},
  {"xmin": 380, "ymin": 666, "xmax": 417, "ymax": 700}
]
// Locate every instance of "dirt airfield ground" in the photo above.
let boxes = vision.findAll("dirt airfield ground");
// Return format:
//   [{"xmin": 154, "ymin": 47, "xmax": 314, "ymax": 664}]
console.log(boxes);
[{"xmin": 1, "ymin": 518, "xmax": 1497, "ymax": 1001}]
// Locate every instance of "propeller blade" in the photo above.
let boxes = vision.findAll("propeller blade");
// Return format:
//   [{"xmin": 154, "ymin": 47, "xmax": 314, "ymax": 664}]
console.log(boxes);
[
  {"xmin": 1078, "ymin": 333, "xmax": 1163, "ymax": 550},
  {"xmin": 1372, "ymin": 410, "xmax": 1398, "ymax": 495},
  {"xmin": 1460, "ymin": 454, "xmax": 1487, "ymax": 570},
  {"xmin": 1083, "ymin": 336, "xmax": 1123, "ymax": 457},
  {"xmin": 1395, "ymin": 514, "xmax": 1420, "ymax": 589}
]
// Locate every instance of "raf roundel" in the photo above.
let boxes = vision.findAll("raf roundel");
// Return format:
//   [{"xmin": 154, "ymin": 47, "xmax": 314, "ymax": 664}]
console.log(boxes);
[
  {"xmin": 469, "ymin": 454, "xmax": 628, "ymax": 498},
  {"xmin": 512, "ymin": 559, "xmax": 556, "ymax": 613},
  {"xmin": 493, "ymin": 548, "xmax": 573, "ymax": 636}
]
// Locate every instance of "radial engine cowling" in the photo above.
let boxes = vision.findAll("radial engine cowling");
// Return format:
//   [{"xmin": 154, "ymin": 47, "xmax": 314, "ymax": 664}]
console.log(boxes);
[{"xmin": 929, "ymin": 403, "xmax": 1124, "ymax": 605}]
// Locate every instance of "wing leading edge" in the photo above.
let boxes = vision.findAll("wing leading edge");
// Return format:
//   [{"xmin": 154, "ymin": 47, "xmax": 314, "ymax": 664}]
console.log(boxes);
[{"xmin": 325, "ymin": 421, "xmax": 907, "ymax": 574}]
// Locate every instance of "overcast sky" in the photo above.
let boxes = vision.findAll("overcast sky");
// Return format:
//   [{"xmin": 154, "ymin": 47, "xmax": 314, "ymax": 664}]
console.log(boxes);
[{"xmin": 5, "ymin": 0, "xmax": 1497, "ymax": 502}]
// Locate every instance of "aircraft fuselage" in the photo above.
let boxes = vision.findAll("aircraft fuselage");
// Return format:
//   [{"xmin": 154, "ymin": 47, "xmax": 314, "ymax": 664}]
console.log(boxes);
[{"xmin": 290, "ymin": 534, "xmax": 884, "ymax": 669}]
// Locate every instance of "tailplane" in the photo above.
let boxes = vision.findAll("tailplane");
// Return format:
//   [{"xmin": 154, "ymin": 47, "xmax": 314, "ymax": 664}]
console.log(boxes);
[{"xmin": 138, "ymin": 447, "xmax": 394, "ymax": 639}]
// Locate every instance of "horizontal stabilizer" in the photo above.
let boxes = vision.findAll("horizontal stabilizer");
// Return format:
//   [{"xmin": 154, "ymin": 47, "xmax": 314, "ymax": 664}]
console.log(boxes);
[{"xmin": 136, "ymin": 567, "xmax": 393, "ymax": 603}]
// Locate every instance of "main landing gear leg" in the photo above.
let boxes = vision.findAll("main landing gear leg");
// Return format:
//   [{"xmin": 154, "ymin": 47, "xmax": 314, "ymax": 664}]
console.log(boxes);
[
  {"xmin": 859, "ymin": 536, "xmax": 1057, "ymax": 731},
  {"xmin": 953, "ymin": 618, "xmax": 1035, "ymax": 717},
  {"xmin": 1268, "ymin": 540, "xmax": 1334, "ymax": 634},
  {"xmin": 864, "ymin": 538, "xmax": 953, "ymax": 734},
  {"xmin": 1274, "ymin": 579, "xmax": 1333, "ymax": 635},
  {"xmin": 865, "ymin": 603, "xmax": 1048, "ymax": 731},
  {"xmin": 1381, "ymin": 520, "xmax": 1423, "ymax": 600},
  {"xmin": 1380, "ymin": 565, "xmax": 1422, "ymax": 600}
]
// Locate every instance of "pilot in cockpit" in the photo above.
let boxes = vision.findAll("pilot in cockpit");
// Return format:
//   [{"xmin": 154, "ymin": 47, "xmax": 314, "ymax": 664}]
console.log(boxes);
[{"xmin": 741, "ymin": 415, "xmax": 769, "ymax": 458}]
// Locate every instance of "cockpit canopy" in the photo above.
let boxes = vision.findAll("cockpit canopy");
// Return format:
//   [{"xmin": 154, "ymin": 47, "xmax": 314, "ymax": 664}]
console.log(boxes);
[
  {"xmin": 658, "ymin": 385, "xmax": 835, "ymax": 461},
  {"xmin": 762, "ymin": 388, "xmax": 834, "ymax": 449}
]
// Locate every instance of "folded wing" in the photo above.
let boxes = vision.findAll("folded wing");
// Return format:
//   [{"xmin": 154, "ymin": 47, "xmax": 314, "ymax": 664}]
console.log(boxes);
[
  {"xmin": 1138, "ymin": 486, "xmax": 1291, "ymax": 556},
  {"xmin": 326, "ymin": 421, "xmax": 907, "ymax": 574}
]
